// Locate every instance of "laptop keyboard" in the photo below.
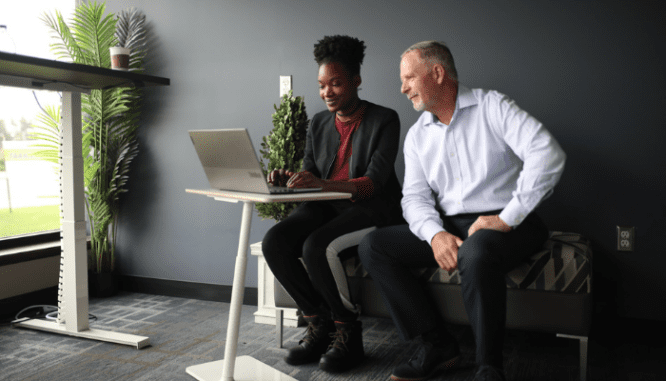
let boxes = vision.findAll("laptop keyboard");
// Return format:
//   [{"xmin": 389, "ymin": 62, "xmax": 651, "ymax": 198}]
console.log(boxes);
[
  {"xmin": 269, "ymin": 186, "xmax": 298, "ymax": 193},
  {"xmin": 268, "ymin": 186, "xmax": 322, "ymax": 194}
]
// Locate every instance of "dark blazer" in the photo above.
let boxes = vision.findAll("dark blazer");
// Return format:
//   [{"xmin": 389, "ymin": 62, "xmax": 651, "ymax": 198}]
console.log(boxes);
[{"xmin": 302, "ymin": 101, "xmax": 404, "ymax": 227}]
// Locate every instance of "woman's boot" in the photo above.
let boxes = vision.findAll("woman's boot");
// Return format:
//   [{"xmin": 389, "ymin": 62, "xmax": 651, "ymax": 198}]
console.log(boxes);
[
  {"xmin": 319, "ymin": 320, "xmax": 364, "ymax": 372},
  {"xmin": 285, "ymin": 315, "xmax": 335, "ymax": 365}
]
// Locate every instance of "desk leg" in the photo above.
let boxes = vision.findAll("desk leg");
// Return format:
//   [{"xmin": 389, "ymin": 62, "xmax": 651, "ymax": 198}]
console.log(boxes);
[{"xmin": 222, "ymin": 201, "xmax": 253, "ymax": 381}]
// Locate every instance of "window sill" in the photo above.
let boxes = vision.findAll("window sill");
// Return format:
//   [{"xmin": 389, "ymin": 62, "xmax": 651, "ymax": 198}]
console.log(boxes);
[
  {"xmin": 0, "ymin": 231, "xmax": 91, "ymax": 267},
  {"xmin": 0, "ymin": 241, "xmax": 61, "ymax": 267}
]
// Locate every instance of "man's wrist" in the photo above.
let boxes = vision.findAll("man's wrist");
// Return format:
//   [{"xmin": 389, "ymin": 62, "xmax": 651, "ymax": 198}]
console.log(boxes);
[
  {"xmin": 428, "ymin": 229, "xmax": 446, "ymax": 247},
  {"xmin": 497, "ymin": 215, "xmax": 512, "ymax": 232},
  {"xmin": 430, "ymin": 231, "xmax": 440, "ymax": 246}
]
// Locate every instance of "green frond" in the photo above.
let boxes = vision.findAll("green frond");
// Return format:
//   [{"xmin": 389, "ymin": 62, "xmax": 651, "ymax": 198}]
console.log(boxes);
[
  {"xmin": 41, "ymin": 10, "xmax": 84, "ymax": 62},
  {"xmin": 69, "ymin": 2, "xmax": 117, "ymax": 68},
  {"xmin": 29, "ymin": 105, "xmax": 62, "ymax": 165}
]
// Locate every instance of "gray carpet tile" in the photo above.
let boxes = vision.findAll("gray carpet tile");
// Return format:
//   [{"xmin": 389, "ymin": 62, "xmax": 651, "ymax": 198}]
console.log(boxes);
[{"xmin": 1, "ymin": 291, "xmax": 663, "ymax": 380}]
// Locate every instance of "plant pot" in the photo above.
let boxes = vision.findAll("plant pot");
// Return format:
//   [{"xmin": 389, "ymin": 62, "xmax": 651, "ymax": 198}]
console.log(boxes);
[{"xmin": 88, "ymin": 271, "xmax": 119, "ymax": 298}]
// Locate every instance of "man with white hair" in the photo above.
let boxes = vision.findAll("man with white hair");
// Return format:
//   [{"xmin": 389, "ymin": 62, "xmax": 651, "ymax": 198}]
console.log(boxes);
[{"xmin": 358, "ymin": 41, "xmax": 566, "ymax": 381}]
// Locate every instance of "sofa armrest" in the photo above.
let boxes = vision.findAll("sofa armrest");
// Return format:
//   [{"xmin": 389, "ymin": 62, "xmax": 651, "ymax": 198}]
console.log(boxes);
[
  {"xmin": 274, "ymin": 226, "xmax": 377, "ymax": 312},
  {"xmin": 325, "ymin": 226, "xmax": 376, "ymax": 312}
]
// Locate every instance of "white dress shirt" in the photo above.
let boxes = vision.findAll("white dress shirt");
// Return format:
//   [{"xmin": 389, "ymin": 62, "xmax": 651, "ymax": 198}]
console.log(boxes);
[{"xmin": 402, "ymin": 84, "xmax": 566, "ymax": 244}]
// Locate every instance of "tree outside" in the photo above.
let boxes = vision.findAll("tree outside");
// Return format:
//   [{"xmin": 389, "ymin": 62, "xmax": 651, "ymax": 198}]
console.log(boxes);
[
  {"xmin": 0, "ymin": 0, "xmax": 74, "ymax": 238},
  {"xmin": 1, "ymin": 113, "xmax": 61, "ymax": 238}
]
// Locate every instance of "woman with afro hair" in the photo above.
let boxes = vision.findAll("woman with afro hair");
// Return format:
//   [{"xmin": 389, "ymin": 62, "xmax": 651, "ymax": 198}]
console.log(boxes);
[{"xmin": 262, "ymin": 35, "xmax": 403, "ymax": 372}]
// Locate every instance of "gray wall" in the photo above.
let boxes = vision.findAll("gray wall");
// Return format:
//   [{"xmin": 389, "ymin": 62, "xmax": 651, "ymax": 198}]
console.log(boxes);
[{"xmin": 107, "ymin": 0, "xmax": 666, "ymax": 321}]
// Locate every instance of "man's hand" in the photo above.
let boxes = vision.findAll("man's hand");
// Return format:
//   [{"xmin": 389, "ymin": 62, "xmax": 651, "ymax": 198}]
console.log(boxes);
[
  {"xmin": 467, "ymin": 215, "xmax": 512, "ymax": 237},
  {"xmin": 286, "ymin": 171, "xmax": 326, "ymax": 188},
  {"xmin": 267, "ymin": 169, "xmax": 295, "ymax": 187},
  {"xmin": 431, "ymin": 231, "xmax": 463, "ymax": 271}
]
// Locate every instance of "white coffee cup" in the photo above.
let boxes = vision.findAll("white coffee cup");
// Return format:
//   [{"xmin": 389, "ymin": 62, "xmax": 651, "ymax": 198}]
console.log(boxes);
[{"xmin": 110, "ymin": 47, "xmax": 130, "ymax": 71}]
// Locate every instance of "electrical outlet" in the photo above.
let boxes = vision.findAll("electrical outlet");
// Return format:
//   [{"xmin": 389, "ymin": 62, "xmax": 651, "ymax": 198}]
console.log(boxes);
[
  {"xmin": 617, "ymin": 226, "xmax": 635, "ymax": 251},
  {"xmin": 279, "ymin": 75, "xmax": 292, "ymax": 97}
]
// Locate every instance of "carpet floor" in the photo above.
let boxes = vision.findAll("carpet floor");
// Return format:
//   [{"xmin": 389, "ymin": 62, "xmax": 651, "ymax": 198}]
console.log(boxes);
[{"xmin": 0, "ymin": 292, "xmax": 663, "ymax": 380}]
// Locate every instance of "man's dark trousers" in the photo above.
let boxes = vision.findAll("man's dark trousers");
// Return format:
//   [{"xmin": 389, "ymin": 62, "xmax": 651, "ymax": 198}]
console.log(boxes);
[{"xmin": 358, "ymin": 211, "xmax": 548, "ymax": 368}]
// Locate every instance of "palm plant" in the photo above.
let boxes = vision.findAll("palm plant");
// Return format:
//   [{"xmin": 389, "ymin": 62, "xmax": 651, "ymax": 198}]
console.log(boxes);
[{"xmin": 31, "ymin": 2, "xmax": 147, "ymax": 273}]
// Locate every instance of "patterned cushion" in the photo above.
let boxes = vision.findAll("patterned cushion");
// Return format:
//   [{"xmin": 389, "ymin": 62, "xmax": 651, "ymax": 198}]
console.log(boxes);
[{"xmin": 343, "ymin": 232, "xmax": 592, "ymax": 294}]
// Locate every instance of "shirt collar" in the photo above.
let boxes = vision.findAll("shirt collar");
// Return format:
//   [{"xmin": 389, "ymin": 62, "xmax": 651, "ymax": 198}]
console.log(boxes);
[
  {"xmin": 457, "ymin": 84, "xmax": 477, "ymax": 109},
  {"xmin": 424, "ymin": 84, "xmax": 477, "ymax": 126}
]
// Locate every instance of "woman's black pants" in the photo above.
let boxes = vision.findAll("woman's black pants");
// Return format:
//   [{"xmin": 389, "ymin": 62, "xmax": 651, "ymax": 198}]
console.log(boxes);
[{"xmin": 262, "ymin": 200, "xmax": 376, "ymax": 321}]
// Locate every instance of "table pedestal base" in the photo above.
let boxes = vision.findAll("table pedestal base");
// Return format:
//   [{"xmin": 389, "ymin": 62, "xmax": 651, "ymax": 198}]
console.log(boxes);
[
  {"xmin": 186, "ymin": 356, "xmax": 297, "ymax": 381},
  {"xmin": 14, "ymin": 319, "xmax": 149, "ymax": 348}
]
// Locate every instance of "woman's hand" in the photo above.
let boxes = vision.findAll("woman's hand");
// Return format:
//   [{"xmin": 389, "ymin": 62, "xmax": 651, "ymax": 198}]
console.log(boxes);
[
  {"xmin": 267, "ymin": 169, "xmax": 295, "ymax": 187},
  {"xmin": 286, "ymin": 171, "xmax": 326, "ymax": 189}
]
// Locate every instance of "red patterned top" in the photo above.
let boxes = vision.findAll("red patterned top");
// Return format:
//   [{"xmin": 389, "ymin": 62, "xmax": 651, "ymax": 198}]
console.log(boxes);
[{"xmin": 329, "ymin": 104, "xmax": 374, "ymax": 201}]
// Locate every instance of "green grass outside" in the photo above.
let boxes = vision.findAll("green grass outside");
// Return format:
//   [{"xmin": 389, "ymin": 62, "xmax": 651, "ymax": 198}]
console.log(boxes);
[{"xmin": 0, "ymin": 205, "xmax": 61, "ymax": 238}]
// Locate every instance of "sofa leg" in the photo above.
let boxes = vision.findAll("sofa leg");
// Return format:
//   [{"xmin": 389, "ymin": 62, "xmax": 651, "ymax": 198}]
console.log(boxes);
[
  {"xmin": 276, "ymin": 309, "xmax": 284, "ymax": 348},
  {"xmin": 557, "ymin": 333, "xmax": 588, "ymax": 381}
]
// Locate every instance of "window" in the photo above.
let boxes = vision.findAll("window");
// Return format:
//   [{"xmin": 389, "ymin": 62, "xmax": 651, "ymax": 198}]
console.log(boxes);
[{"xmin": 0, "ymin": 0, "xmax": 75, "ymax": 240}]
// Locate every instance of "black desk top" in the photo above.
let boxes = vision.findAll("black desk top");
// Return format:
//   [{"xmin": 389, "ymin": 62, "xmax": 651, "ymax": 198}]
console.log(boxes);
[{"xmin": 0, "ymin": 51, "xmax": 170, "ymax": 93}]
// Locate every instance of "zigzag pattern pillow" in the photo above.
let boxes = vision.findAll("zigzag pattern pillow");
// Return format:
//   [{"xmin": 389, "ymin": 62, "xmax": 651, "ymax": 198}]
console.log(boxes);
[{"xmin": 344, "ymin": 232, "xmax": 592, "ymax": 294}]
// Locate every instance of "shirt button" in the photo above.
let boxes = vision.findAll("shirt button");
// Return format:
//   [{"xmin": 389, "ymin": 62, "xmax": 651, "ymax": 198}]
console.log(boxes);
[{"xmin": 450, "ymin": 153, "xmax": 455, "ymax": 157}]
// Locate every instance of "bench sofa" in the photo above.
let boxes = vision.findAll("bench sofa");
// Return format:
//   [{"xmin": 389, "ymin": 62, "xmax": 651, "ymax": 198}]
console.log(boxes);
[{"xmin": 274, "ymin": 230, "xmax": 593, "ymax": 381}]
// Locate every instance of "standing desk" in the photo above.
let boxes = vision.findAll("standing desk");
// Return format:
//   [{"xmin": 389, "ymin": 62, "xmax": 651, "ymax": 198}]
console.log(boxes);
[
  {"xmin": 1, "ymin": 52, "xmax": 169, "ymax": 348},
  {"xmin": 185, "ymin": 189, "xmax": 351, "ymax": 381}
]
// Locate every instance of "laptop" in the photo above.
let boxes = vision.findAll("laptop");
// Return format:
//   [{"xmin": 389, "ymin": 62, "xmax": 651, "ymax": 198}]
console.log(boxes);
[{"xmin": 189, "ymin": 128, "xmax": 322, "ymax": 194}]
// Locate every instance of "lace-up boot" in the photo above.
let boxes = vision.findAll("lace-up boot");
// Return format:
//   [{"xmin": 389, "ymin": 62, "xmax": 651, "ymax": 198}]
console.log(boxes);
[
  {"xmin": 318, "ymin": 320, "xmax": 364, "ymax": 372},
  {"xmin": 285, "ymin": 315, "xmax": 335, "ymax": 365},
  {"xmin": 390, "ymin": 337, "xmax": 460, "ymax": 381}
]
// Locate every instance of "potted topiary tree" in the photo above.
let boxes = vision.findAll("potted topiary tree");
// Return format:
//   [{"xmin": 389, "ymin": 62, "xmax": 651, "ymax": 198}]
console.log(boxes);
[
  {"xmin": 256, "ymin": 90, "xmax": 310, "ymax": 222},
  {"xmin": 31, "ymin": 2, "xmax": 149, "ymax": 296},
  {"xmin": 252, "ymin": 90, "xmax": 309, "ymax": 326}
]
